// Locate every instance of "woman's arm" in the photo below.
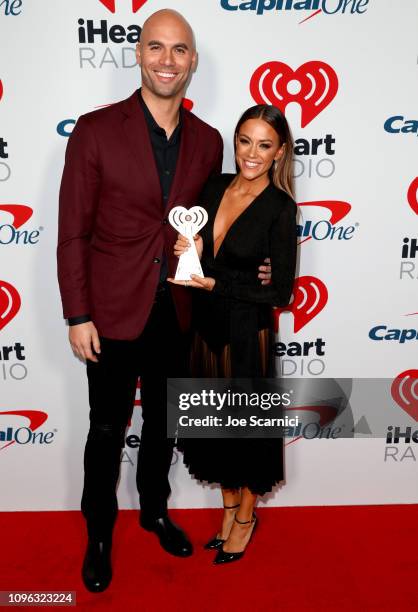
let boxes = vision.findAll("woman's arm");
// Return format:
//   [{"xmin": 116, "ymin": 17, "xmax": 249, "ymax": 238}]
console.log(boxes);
[{"xmin": 212, "ymin": 201, "xmax": 297, "ymax": 307}]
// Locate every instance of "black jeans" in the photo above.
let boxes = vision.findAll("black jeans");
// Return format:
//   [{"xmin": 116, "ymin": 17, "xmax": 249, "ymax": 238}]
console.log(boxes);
[{"xmin": 81, "ymin": 287, "xmax": 190, "ymax": 539}]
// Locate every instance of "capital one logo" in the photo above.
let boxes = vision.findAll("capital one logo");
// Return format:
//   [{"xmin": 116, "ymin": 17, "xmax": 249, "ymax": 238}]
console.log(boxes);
[
  {"xmin": 391, "ymin": 370, "xmax": 418, "ymax": 422},
  {"xmin": 407, "ymin": 177, "xmax": 418, "ymax": 216},
  {"xmin": 98, "ymin": 0, "xmax": 148, "ymax": 11},
  {"xmin": 284, "ymin": 404, "xmax": 343, "ymax": 446},
  {"xmin": 250, "ymin": 61, "xmax": 338, "ymax": 127},
  {"xmin": 297, "ymin": 200, "xmax": 353, "ymax": 244},
  {"xmin": 274, "ymin": 275, "xmax": 328, "ymax": 333},
  {"xmin": 0, "ymin": 411, "xmax": 51, "ymax": 451},
  {"xmin": 0, "ymin": 204, "xmax": 42, "ymax": 246},
  {"xmin": 0, "ymin": 281, "xmax": 21, "ymax": 331}
]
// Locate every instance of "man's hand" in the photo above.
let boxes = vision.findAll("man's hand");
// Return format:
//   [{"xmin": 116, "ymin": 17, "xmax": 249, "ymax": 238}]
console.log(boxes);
[
  {"xmin": 69, "ymin": 321, "xmax": 101, "ymax": 363},
  {"xmin": 258, "ymin": 257, "xmax": 272, "ymax": 286}
]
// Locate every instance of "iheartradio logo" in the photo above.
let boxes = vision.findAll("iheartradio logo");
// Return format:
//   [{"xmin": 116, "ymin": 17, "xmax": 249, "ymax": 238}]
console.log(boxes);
[
  {"xmin": 391, "ymin": 370, "xmax": 418, "ymax": 422},
  {"xmin": 0, "ymin": 204, "xmax": 33, "ymax": 229},
  {"xmin": 250, "ymin": 61, "xmax": 338, "ymax": 127},
  {"xmin": 274, "ymin": 275, "xmax": 328, "ymax": 333},
  {"xmin": 407, "ymin": 177, "xmax": 418, "ymax": 216},
  {"xmin": 98, "ymin": 0, "xmax": 148, "ymax": 12},
  {"xmin": 0, "ymin": 281, "xmax": 21, "ymax": 331}
]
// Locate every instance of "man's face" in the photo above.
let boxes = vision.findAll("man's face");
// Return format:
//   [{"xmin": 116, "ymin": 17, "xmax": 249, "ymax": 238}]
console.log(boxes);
[{"xmin": 136, "ymin": 15, "xmax": 197, "ymax": 99}]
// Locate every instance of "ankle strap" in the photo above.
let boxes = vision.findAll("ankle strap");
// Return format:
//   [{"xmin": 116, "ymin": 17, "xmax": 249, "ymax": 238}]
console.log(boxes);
[
  {"xmin": 234, "ymin": 512, "xmax": 256, "ymax": 525},
  {"xmin": 223, "ymin": 503, "xmax": 240, "ymax": 509}
]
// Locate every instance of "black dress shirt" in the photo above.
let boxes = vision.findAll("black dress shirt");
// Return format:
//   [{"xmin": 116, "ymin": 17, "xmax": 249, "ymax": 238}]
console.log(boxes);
[{"xmin": 68, "ymin": 89, "xmax": 182, "ymax": 326}]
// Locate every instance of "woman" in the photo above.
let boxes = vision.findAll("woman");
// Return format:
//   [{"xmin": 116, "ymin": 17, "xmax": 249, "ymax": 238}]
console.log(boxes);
[{"xmin": 169, "ymin": 104, "xmax": 297, "ymax": 564}]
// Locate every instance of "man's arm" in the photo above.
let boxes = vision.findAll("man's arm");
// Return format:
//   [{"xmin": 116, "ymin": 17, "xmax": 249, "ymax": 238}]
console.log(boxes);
[{"xmin": 57, "ymin": 115, "xmax": 101, "ymax": 362}]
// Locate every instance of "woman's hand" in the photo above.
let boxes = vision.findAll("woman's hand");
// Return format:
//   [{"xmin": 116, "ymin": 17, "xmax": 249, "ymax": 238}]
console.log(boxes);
[
  {"xmin": 167, "ymin": 274, "xmax": 215, "ymax": 291},
  {"xmin": 173, "ymin": 233, "xmax": 203, "ymax": 259}
]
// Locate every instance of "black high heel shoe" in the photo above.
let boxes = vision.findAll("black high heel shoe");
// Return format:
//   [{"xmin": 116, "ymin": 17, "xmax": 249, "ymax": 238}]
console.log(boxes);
[
  {"xmin": 204, "ymin": 504, "xmax": 240, "ymax": 550},
  {"xmin": 213, "ymin": 513, "xmax": 257, "ymax": 564}
]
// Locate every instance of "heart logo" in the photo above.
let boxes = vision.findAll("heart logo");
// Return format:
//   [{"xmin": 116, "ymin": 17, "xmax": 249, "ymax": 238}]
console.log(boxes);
[
  {"xmin": 168, "ymin": 206, "xmax": 208, "ymax": 235},
  {"xmin": 250, "ymin": 61, "xmax": 338, "ymax": 127},
  {"xmin": 0, "ymin": 204, "xmax": 33, "ymax": 229},
  {"xmin": 274, "ymin": 275, "xmax": 328, "ymax": 333},
  {"xmin": 391, "ymin": 369, "xmax": 418, "ymax": 422},
  {"xmin": 0, "ymin": 280, "xmax": 21, "ymax": 331},
  {"xmin": 407, "ymin": 177, "xmax": 418, "ymax": 215}
]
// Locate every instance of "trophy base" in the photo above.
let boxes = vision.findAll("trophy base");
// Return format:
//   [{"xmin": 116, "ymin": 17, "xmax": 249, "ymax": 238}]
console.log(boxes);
[{"xmin": 174, "ymin": 263, "xmax": 205, "ymax": 282}]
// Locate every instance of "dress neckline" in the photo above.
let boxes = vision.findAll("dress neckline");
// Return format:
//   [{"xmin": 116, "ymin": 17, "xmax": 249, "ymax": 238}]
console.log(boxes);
[{"xmin": 212, "ymin": 177, "xmax": 272, "ymax": 260}]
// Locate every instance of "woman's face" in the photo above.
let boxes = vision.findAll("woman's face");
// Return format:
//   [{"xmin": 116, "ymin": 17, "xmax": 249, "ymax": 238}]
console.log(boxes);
[{"xmin": 235, "ymin": 118, "xmax": 284, "ymax": 182}]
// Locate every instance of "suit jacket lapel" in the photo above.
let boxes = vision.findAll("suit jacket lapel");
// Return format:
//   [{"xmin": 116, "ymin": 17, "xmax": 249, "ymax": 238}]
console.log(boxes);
[
  {"xmin": 121, "ymin": 92, "xmax": 162, "ymax": 209},
  {"xmin": 167, "ymin": 111, "xmax": 197, "ymax": 211}
]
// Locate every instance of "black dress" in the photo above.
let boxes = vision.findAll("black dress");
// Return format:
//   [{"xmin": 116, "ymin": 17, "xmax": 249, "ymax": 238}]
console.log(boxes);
[{"xmin": 179, "ymin": 173, "xmax": 297, "ymax": 495}]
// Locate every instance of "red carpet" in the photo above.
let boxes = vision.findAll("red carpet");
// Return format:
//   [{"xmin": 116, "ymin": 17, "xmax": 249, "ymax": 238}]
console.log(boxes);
[{"xmin": 1, "ymin": 506, "xmax": 417, "ymax": 611}]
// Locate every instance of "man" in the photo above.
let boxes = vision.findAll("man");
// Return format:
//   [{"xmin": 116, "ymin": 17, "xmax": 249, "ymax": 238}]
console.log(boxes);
[{"xmin": 58, "ymin": 8, "xmax": 270, "ymax": 593}]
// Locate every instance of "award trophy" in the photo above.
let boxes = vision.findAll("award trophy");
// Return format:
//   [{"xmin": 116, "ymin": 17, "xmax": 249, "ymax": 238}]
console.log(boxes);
[{"xmin": 168, "ymin": 206, "xmax": 208, "ymax": 281}]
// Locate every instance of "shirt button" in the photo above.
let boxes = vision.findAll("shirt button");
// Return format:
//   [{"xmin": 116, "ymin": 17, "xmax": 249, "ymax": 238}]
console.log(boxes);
[
  {"xmin": 164, "ymin": 170, "xmax": 170, "ymax": 175},
  {"xmin": 153, "ymin": 257, "xmax": 161, "ymax": 264}
]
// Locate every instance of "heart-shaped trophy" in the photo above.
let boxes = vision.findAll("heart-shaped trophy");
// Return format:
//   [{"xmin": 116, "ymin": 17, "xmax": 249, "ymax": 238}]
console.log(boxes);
[{"xmin": 168, "ymin": 206, "xmax": 208, "ymax": 281}]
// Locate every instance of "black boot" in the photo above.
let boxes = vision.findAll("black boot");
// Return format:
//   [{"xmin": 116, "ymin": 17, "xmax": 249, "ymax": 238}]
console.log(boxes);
[{"xmin": 82, "ymin": 538, "xmax": 112, "ymax": 592}]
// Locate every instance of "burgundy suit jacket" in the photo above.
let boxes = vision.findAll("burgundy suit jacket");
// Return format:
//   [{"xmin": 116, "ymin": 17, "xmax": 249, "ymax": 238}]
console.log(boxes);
[{"xmin": 57, "ymin": 91, "xmax": 223, "ymax": 340}]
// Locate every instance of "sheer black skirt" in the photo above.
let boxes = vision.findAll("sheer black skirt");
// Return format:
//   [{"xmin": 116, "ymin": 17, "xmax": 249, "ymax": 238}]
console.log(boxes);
[{"xmin": 177, "ymin": 292, "xmax": 284, "ymax": 496}]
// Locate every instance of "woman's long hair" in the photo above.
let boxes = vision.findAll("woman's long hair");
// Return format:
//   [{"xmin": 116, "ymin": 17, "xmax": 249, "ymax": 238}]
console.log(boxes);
[{"xmin": 234, "ymin": 104, "xmax": 294, "ymax": 198}]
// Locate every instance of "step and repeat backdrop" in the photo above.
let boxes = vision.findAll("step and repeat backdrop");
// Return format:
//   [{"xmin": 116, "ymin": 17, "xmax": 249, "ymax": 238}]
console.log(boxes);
[{"xmin": 0, "ymin": 0, "xmax": 417, "ymax": 511}]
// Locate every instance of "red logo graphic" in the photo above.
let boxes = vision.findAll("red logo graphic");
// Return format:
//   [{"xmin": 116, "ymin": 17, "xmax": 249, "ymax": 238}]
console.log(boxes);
[
  {"xmin": 134, "ymin": 378, "xmax": 141, "ymax": 408},
  {"xmin": 0, "ymin": 204, "xmax": 33, "ymax": 229},
  {"xmin": 0, "ymin": 411, "xmax": 48, "ymax": 451},
  {"xmin": 407, "ymin": 177, "xmax": 418, "ymax": 216},
  {"xmin": 250, "ymin": 61, "xmax": 338, "ymax": 127},
  {"xmin": 0, "ymin": 281, "xmax": 21, "ymax": 331},
  {"xmin": 182, "ymin": 98, "xmax": 194, "ymax": 112},
  {"xmin": 391, "ymin": 370, "xmax": 418, "ymax": 422},
  {"xmin": 98, "ymin": 0, "xmax": 148, "ymax": 12},
  {"xmin": 297, "ymin": 200, "xmax": 351, "ymax": 245},
  {"xmin": 299, "ymin": 9, "xmax": 322, "ymax": 24},
  {"xmin": 0, "ymin": 80, "xmax": 3, "ymax": 102},
  {"xmin": 274, "ymin": 276, "xmax": 328, "ymax": 333}
]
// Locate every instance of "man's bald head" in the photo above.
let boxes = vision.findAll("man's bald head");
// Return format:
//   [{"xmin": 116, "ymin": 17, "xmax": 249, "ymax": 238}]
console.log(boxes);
[
  {"xmin": 140, "ymin": 9, "xmax": 196, "ymax": 50},
  {"xmin": 136, "ymin": 9, "xmax": 197, "ymax": 102}
]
